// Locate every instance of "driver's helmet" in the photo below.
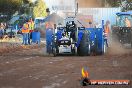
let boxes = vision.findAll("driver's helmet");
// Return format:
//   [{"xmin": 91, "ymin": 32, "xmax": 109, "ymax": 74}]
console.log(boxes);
[
  {"xmin": 67, "ymin": 21, "xmax": 72, "ymax": 25},
  {"xmin": 58, "ymin": 23, "xmax": 62, "ymax": 27},
  {"xmin": 58, "ymin": 23, "xmax": 62, "ymax": 25},
  {"xmin": 62, "ymin": 32, "xmax": 65, "ymax": 37}
]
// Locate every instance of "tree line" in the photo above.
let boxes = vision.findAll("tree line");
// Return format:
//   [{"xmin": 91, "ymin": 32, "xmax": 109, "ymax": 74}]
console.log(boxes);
[
  {"xmin": 0, "ymin": 0, "xmax": 47, "ymax": 19},
  {"xmin": 106, "ymin": 0, "xmax": 132, "ymax": 11}
]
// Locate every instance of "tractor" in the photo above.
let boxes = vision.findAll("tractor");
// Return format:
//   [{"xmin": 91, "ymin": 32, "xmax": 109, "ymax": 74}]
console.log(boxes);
[
  {"xmin": 46, "ymin": 16, "xmax": 106, "ymax": 56},
  {"xmin": 45, "ymin": 2, "xmax": 106, "ymax": 56},
  {"xmin": 113, "ymin": 11, "xmax": 132, "ymax": 47}
]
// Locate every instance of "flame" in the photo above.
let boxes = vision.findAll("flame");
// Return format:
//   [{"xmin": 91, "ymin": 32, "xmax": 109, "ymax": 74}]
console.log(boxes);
[{"xmin": 82, "ymin": 67, "xmax": 89, "ymax": 78}]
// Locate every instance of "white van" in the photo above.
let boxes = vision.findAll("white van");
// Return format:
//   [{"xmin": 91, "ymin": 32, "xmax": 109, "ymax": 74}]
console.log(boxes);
[{"xmin": 34, "ymin": 17, "xmax": 45, "ymax": 28}]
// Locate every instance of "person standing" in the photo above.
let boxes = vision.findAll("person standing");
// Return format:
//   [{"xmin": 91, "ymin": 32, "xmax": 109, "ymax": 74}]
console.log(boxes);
[
  {"xmin": 104, "ymin": 21, "xmax": 110, "ymax": 47},
  {"xmin": 28, "ymin": 18, "xmax": 34, "ymax": 44},
  {"xmin": 21, "ymin": 22, "xmax": 29, "ymax": 45},
  {"xmin": 3, "ymin": 22, "xmax": 7, "ymax": 35},
  {"xmin": 125, "ymin": 17, "xmax": 131, "ymax": 27},
  {"xmin": 0, "ymin": 23, "xmax": 4, "ymax": 38}
]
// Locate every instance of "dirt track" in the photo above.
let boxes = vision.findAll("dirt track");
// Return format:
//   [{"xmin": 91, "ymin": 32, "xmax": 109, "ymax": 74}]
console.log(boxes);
[{"xmin": 0, "ymin": 45, "xmax": 132, "ymax": 88}]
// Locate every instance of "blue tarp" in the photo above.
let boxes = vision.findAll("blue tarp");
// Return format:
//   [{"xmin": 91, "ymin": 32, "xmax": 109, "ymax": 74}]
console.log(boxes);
[
  {"xmin": 116, "ymin": 11, "xmax": 132, "ymax": 15},
  {"xmin": 9, "ymin": 16, "xmax": 19, "ymax": 24}
]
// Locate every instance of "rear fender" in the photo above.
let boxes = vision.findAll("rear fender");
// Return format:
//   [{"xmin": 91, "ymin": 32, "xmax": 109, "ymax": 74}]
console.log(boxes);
[{"xmin": 75, "ymin": 30, "xmax": 84, "ymax": 47}]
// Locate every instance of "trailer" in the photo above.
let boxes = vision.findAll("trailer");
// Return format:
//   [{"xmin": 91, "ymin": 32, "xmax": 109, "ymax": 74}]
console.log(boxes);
[{"xmin": 46, "ymin": 16, "xmax": 106, "ymax": 56}]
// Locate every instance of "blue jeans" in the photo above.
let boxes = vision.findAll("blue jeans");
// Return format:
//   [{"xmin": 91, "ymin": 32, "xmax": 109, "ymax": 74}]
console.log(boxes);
[
  {"xmin": 22, "ymin": 33, "xmax": 28, "ymax": 45},
  {"xmin": 28, "ymin": 33, "xmax": 31, "ymax": 44},
  {"xmin": 0, "ymin": 30, "xmax": 3, "ymax": 38},
  {"xmin": 104, "ymin": 38, "xmax": 108, "ymax": 47}
]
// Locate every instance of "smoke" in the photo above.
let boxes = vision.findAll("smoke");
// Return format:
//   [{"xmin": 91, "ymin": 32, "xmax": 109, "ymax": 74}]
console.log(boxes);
[
  {"xmin": 109, "ymin": 40, "xmax": 126, "ymax": 55},
  {"xmin": 77, "ymin": 0, "xmax": 103, "ymax": 8},
  {"xmin": 107, "ymin": 35, "xmax": 131, "ymax": 55},
  {"xmin": 37, "ymin": 13, "xmax": 64, "ymax": 38}
]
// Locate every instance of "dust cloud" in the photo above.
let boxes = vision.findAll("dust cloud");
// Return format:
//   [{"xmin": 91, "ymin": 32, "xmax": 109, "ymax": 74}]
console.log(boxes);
[
  {"xmin": 38, "ymin": 13, "xmax": 64, "ymax": 38},
  {"xmin": 108, "ymin": 36, "xmax": 131, "ymax": 55},
  {"xmin": 77, "ymin": 0, "xmax": 104, "ymax": 7}
]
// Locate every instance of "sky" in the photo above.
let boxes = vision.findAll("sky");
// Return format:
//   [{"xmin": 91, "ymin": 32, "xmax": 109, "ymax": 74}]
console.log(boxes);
[
  {"xmin": 32, "ymin": 0, "xmax": 37, "ymax": 3},
  {"xmin": 44, "ymin": 0, "xmax": 75, "ymax": 12}
]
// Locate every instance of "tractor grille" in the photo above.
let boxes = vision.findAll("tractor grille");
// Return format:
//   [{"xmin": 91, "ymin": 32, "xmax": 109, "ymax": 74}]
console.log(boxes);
[
  {"xmin": 58, "ymin": 40, "xmax": 71, "ymax": 45},
  {"xmin": 113, "ymin": 27, "xmax": 132, "ymax": 44}
]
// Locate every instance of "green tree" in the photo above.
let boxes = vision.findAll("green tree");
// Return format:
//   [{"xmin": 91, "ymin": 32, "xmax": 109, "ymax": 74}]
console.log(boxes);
[
  {"xmin": 106, "ymin": 0, "xmax": 121, "ymax": 7},
  {"xmin": 23, "ymin": 0, "xmax": 33, "ymax": 4},
  {"xmin": 106, "ymin": 0, "xmax": 132, "ymax": 7},
  {"xmin": 0, "ymin": 0, "xmax": 35, "ymax": 15},
  {"xmin": 19, "ymin": 0, "xmax": 35, "ymax": 15},
  {"xmin": 33, "ymin": 0, "xmax": 47, "ymax": 18},
  {"xmin": 105, "ymin": 0, "xmax": 132, "ymax": 11},
  {"xmin": 0, "ymin": 0, "xmax": 23, "ymax": 15},
  {"xmin": 0, "ymin": 0, "xmax": 24, "ymax": 21}
]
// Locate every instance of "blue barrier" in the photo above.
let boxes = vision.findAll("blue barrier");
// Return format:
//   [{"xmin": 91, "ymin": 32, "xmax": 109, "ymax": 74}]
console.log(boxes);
[
  {"xmin": 32, "ymin": 32, "xmax": 40, "ymax": 44},
  {"xmin": 46, "ymin": 29, "xmax": 53, "ymax": 53}
]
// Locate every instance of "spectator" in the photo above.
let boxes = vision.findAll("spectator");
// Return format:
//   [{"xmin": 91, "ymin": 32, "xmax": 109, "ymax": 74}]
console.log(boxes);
[
  {"xmin": 104, "ymin": 20, "xmax": 110, "ymax": 47},
  {"xmin": 28, "ymin": 18, "xmax": 35, "ymax": 44},
  {"xmin": 21, "ymin": 22, "xmax": 29, "ymax": 45},
  {"xmin": 125, "ymin": 17, "xmax": 131, "ymax": 27},
  {"xmin": 3, "ymin": 22, "xmax": 7, "ymax": 35},
  {"xmin": 0, "ymin": 23, "xmax": 4, "ymax": 38}
]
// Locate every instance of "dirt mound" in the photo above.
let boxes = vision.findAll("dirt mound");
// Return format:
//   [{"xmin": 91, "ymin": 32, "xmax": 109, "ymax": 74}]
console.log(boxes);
[{"xmin": 0, "ymin": 43, "xmax": 44, "ymax": 55}]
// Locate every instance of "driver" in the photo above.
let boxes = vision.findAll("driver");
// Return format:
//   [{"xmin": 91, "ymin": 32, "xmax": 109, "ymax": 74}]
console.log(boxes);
[{"xmin": 125, "ymin": 17, "xmax": 131, "ymax": 27}]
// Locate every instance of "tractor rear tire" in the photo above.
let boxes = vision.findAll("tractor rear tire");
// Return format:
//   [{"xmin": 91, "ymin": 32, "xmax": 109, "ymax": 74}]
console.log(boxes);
[
  {"xmin": 103, "ymin": 43, "xmax": 107, "ymax": 55},
  {"xmin": 131, "ymin": 42, "xmax": 132, "ymax": 48},
  {"xmin": 53, "ymin": 47, "xmax": 57, "ymax": 57},
  {"xmin": 131, "ymin": 30, "xmax": 132, "ymax": 48},
  {"xmin": 77, "ymin": 30, "xmax": 90, "ymax": 56}
]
